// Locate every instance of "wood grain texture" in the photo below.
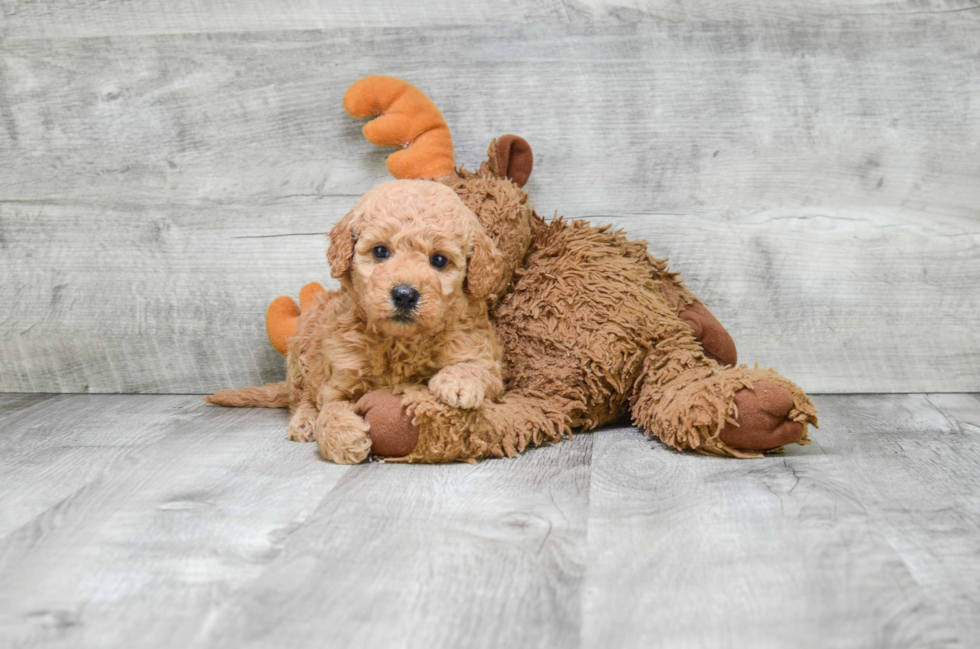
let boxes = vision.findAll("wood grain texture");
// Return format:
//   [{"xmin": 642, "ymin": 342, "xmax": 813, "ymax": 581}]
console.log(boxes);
[
  {"xmin": 0, "ymin": 394, "xmax": 192, "ymax": 537},
  {"xmin": 0, "ymin": 395, "xmax": 351, "ymax": 648},
  {"xmin": 3, "ymin": 0, "xmax": 979, "ymax": 39},
  {"xmin": 196, "ymin": 431, "xmax": 592, "ymax": 649},
  {"xmin": 0, "ymin": 393, "xmax": 592, "ymax": 649},
  {"xmin": 815, "ymin": 393, "xmax": 980, "ymax": 646},
  {"xmin": 1, "ymin": 17, "xmax": 979, "ymax": 393},
  {"xmin": 582, "ymin": 391, "xmax": 980, "ymax": 648},
  {"xmin": 582, "ymin": 421, "xmax": 958, "ymax": 648},
  {"xmin": 1, "ymin": 393, "xmax": 978, "ymax": 647}
]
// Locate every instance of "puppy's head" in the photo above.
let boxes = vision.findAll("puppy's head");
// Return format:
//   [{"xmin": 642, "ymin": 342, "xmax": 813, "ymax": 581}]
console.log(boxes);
[{"xmin": 328, "ymin": 180, "xmax": 502, "ymax": 338}]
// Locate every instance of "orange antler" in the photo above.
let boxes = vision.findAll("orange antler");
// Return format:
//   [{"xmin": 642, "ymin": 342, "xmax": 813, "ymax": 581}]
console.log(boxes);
[
  {"xmin": 265, "ymin": 282, "xmax": 331, "ymax": 355},
  {"xmin": 344, "ymin": 76, "xmax": 455, "ymax": 180}
]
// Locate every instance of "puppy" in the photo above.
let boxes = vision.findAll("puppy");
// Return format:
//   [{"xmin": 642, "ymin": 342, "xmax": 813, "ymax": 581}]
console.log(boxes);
[{"xmin": 212, "ymin": 179, "xmax": 505, "ymax": 464}]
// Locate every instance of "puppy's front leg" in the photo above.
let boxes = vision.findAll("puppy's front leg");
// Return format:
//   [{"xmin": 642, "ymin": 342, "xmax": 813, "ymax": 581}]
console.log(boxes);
[
  {"xmin": 286, "ymin": 400, "xmax": 318, "ymax": 442},
  {"xmin": 428, "ymin": 363, "xmax": 504, "ymax": 410},
  {"xmin": 315, "ymin": 389, "xmax": 371, "ymax": 464}
]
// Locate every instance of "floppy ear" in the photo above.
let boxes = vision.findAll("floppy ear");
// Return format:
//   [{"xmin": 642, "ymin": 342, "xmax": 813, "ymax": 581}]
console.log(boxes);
[
  {"xmin": 327, "ymin": 210, "xmax": 358, "ymax": 278},
  {"xmin": 466, "ymin": 228, "xmax": 503, "ymax": 301},
  {"xmin": 490, "ymin": 135, "xmax": 533, "ymax": 188}
]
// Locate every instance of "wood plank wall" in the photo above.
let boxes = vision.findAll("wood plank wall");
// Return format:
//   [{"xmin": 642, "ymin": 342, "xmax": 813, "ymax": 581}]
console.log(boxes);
[{"xmin": 1, "ymin": 1, "xmax": 978, "ymax": 393}]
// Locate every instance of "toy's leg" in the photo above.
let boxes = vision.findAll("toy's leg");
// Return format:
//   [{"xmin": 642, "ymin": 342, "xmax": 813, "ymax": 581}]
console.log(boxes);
[
  {"xmin": 355, "ymin": 388, "xmax": 569, "ymax": 463},
  {"xmin": 630, "ymin": 335, "xmax": 817, "ymax": 457},
  {"xmin": 637, "ymin": 252, "xmax": 738, "ymax": 366},
  {"xmin": 678, "ymin": 303, "xmax": 737, "ymax": 366}
]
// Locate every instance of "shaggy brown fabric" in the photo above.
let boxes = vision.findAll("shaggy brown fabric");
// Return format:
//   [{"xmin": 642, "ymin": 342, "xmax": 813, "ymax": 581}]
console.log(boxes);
[
  {"xmin": 379, "ymin": 141, "xmax": 817, "ymax": 463},
  {"xmin": 442, "ymin": 140, "xmax": 537, "ymax": 308},
  {"xmin": 388, "ymin": 388, "xmax": 569, "ymax": 464}
]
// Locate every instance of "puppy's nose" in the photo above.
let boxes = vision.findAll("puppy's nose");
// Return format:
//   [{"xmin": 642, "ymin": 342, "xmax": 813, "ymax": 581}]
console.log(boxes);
[{"xmin": 390, "ymin": 284, "xmax": 420, "ymax": 311}]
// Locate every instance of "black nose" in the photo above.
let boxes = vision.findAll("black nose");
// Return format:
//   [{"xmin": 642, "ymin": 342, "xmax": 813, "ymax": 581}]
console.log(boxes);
[{"xmin": 390, "ymin": 284, "xmax": 420, "ymax": 311}]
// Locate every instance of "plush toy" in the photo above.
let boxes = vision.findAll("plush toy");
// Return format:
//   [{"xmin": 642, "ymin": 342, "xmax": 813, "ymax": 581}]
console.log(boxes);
[{"xmin": 261, "ymin": 75, "xmax": 818, "ymax": 462}]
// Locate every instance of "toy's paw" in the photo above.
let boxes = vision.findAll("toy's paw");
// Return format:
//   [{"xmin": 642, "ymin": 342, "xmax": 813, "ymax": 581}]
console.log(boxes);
[
  {"xmin": 354, "ymin": 389, "xmax": 419, "ymax": 457},
  {"xmin": 315, "ymin": 408, "xmax": 372, "ymax": 464},
  {"xmin": 429, "ymin": 368, "xmax": 486, "ymax": 409},
  {"xmin": 679, "ymin": 303, "xmax": 737, "ymax": 366},
  {"xmin": 719, "ymin": 381, "xmax": 804, "ymax": 451},
  {"xmin": 285, "ymin": 403, "xmax": 317, "ymax": 443}
]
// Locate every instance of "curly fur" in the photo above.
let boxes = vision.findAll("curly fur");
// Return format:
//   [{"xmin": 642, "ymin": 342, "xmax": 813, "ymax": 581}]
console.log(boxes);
[{"xmin": 208, "ymin": 180, "xmax": 505, "ymax": 463}]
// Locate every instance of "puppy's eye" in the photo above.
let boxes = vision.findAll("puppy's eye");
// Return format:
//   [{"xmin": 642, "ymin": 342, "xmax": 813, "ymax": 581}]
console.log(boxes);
[
  {"xmin": 430, "ymin": 254, "xmax": 448, "ymax": 269},
  {"xmin": 372, "ymin": 246, "xmax": 390, "ymax": 260}
]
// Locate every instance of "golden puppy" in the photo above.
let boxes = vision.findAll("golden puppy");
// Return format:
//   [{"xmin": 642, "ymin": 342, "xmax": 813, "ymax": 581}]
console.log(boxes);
[{"xmin": 210, "ymin": 179, "xmax": 505, "ymax": 463}]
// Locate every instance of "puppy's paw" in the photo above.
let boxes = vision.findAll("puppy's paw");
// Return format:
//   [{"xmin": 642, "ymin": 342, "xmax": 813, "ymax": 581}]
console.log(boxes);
[
  {"xmin": 315, "ymin": 408, "xmax": 372, "ymax": 464},
  {"xmin": 429, "ymin": 368, "xmax": 486, "ymax": 410},
  {"xmin": 286, "ymin": 404, "xmax": 317, "ymax": 443}
]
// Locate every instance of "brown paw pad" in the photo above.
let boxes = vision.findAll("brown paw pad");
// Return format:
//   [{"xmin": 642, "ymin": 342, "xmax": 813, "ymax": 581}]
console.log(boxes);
[
  {"xmin": 355, "ymin": 389, "xmax": 420, "ymax": 458},
  {"xmin": 719, "ymin": 381, "xmax": 803, "ymax": 451}
]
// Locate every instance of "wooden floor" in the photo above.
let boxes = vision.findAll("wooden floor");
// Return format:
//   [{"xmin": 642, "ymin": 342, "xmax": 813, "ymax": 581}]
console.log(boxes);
[{"xmin": 0, "ymin": 393, "xmax": 977, "ymax": 648}]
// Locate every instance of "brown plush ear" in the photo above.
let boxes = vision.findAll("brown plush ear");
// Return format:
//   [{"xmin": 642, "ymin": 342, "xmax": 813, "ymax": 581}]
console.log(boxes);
[
  {"xmin": 466, "ymin": 229, "xmax": 503, "ymax": 301},
  {"xmin": 327, "ymin": 210, "xmax": 358, "ymax": 279},
  {"xmin": 493, "ymin": 135, "xmax": 533, "ymax": 187}
]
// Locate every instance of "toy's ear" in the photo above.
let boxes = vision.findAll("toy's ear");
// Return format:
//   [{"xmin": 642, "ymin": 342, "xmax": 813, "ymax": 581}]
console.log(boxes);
[
  {"xmin": 492, "ymin": 135, "xmax": 533, "ymax": 187},
  {"xmin": 327, "ymin": 210, "xmax": 358, "ymax": 278},
  {"xmin": 466, "ymin": 228, "xmax": 503, "ymax": 301}
]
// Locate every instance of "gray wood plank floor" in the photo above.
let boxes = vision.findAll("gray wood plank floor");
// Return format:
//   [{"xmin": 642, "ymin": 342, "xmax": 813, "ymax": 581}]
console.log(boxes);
[{"xmin": 1, "ymin": 393, "xmax": 978, "ymax": 648}]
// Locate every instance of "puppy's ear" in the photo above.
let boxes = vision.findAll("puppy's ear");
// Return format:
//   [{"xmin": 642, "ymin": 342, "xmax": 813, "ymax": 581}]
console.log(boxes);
[
  {"xmin": 327, "ymin": 210, "xmax": 358, "ymax": 278},
  {"xmin": 466, "ymin": 229, "xmax": 503, "ymax": 301}
]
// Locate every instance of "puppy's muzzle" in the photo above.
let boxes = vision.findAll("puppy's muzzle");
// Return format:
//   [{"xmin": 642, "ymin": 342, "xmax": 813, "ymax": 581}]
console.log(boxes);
[{"xmin": 390, "ymin": 284, "xmax": 420, "ymax": 315}]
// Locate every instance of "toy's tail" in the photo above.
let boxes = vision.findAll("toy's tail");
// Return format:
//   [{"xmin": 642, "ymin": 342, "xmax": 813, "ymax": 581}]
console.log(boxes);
[
  {"xmin": 344, "ymin": 76, "xmax": 455, "ymax": 180},
  {"xmin": 204, "ymin": 381, "xmax": 289, "ymax": 408}
]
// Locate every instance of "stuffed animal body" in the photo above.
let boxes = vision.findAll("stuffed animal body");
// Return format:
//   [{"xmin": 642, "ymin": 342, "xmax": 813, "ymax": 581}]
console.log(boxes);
[{"xmin": 209, "ymin": 76, "xmax": 818, "ymax": 463}]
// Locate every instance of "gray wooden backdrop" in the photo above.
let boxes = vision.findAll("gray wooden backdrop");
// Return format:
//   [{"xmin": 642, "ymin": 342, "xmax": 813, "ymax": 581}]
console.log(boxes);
[{"xmin": 1, "ymin": 1, "xmax": 978, "ymax": 395}]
